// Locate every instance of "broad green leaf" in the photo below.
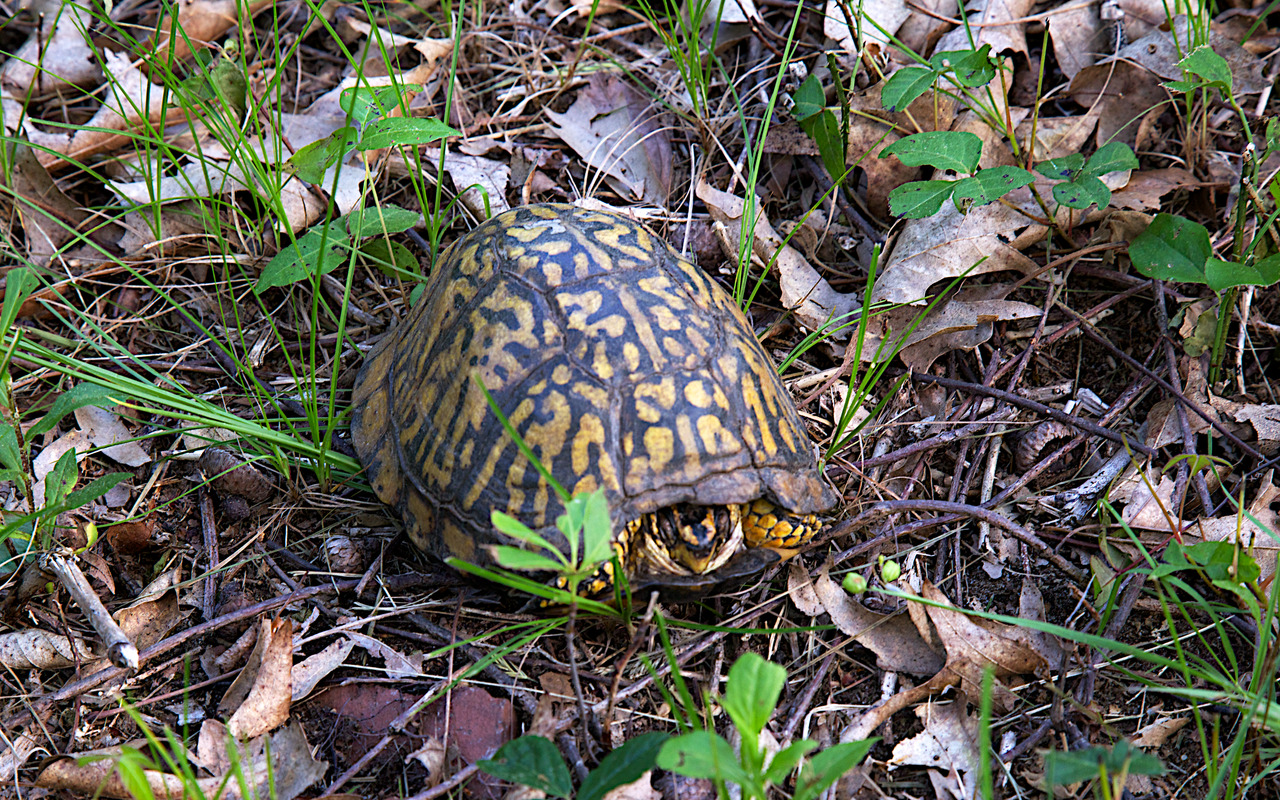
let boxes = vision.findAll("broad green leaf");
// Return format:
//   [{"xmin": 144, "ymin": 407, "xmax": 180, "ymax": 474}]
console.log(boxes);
[
  {"xmin": 931, "ymin": 45, "xmax": 995, "ymax": 87},
  {"xmin": 794, "ymin": 740, "xmax": 877, "ymax": 800},
  {"xmin": 492, "ymin": 510, "xmax": 565, "ymax": 557},
  {"xmin": 888, "ymin": 180, "xmax": 955, "ymax": 219},
  {"xmin": 489, "ymin": 546, "xmax": 566, "ymax": 574},
  {"xmin": 791, "ymin": 73, "xmax": 826, "ymax": 122},
  {"xmin": 578, "ymin": 489, "xmax": 614, "ymax": 567},
  {"xmin": 339, "ymin": 85, "xmax": 420, "ymax": 126},
  {"xmin": 478, "ymin": 735, "xmax": 571, "ymax": 797},
  {"xmin": 1, "ymin": 267, "xmax": 40, "ymax": 336},
  {"xmin": 63, "ymin": 472, "xmax": 131, "ymax": 512},
  {"xmin": 45, "ymin": 448, "xmax": 79, "ymax": 507},
  {"xmin": 880, "ymin": 66, "xmax": 934, "ymax": 112},
  {"xmin": 1043, "ymin": 741, "xmax": 1165, "ymax": 788},
  {"xmin": 1034, "ymin": 154, "xmax": 1084, "ymax": 179},
  {"xmin": 578, "ymin": 732, "xmax": 669, "ymax": 800},
  {"xmin": 1203, "ymin": 253, "xmax": 1280, "ymax": 292},
  {"xmin": 951, "ymin": 166, "xmax": 1034, "ymax": 206},
  {"xmin": 1129, "ymin": 213, "xmax": 1212, "ymax": 285},
  {"xmin": 880, "ymin": 131, "xmax": 982, "ymax": 173},
  {"xmin": 0, "ymin": 424, "xmax": 19, "ymax": 473},
  {"xmin": 359, "ymin": 117, "xmax": 461, "ymax": 150},
  {"xmin": 359, "ymin": 240, "xmax": 418, "ymax": 277},
  {"xmin": 722, "ymin": 653, "xmax": 785, "ymax": 740},
  {"xmin": 1083, "ymin": 141, "xmax": 1139, "ymax": 178},
  {"xmin": 347, "ymin": 204, "xmax": 421, "ymax": 237},
  {"xmin": 256, "ymin": 224, "xmax": 352, "ymax": 292},
  {"xmin": 1178, "ymin": 45, "xmax": 1232, "ymax": 89},
  {"xmin": 800, "ymin": 108, "xmax": 847, "ymax": 187},
  {"xmin": 763, "ymin": 740, "xmax": 817, "ymax": 785},
  {"xmin": 284, "ymin": 127, "xmax": 359, "ymax": 185},
  {"xmin": 30, "ymin": 383, "xmax": 122, "ymax": 438},
  {"xmin": 1163, "ymin": 79, "xmax": 1200, "ymax": 93},
  {"xmin": 657, "ymin": 732, "xmax": 751, "ymax": 785},
  {"xmin": 1052, "ymin": 174, "xmax": 1111, "ymax": 210}
]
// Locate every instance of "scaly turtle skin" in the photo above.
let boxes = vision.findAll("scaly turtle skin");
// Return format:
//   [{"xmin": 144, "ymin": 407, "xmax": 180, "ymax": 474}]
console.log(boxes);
[{"xmin": 350, "ymin": 204, "xmax": 837, "ymax": 593}]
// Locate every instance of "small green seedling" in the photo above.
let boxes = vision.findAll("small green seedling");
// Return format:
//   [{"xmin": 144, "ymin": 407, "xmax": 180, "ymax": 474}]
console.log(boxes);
[
  {"xmin": 0, "ymin": 269, "xmax": 131, "ymax": 573},
  {"xmin": 479, "ymin": 731, "xmax": 669, "ymax": 800},
  {"xmin": 1042, "ymin": 740, "xmax": 1165, "ymax": 799},
  {"xmin": 256, "ymin": 83, "xmax": 460, "ymax": 292},
  {"xmin": 657, "ymin": 652, "xmax": 876, "ymax": 800},
  {"xmin": 444, "ymin": 376, "xmax": 623, "ymax": 614}
]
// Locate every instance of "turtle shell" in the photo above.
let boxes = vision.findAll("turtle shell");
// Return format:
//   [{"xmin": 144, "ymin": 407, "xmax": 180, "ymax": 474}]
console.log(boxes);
[{"xmin": 350, "ymin": 204, "xmax": 836, "ymax": 576}]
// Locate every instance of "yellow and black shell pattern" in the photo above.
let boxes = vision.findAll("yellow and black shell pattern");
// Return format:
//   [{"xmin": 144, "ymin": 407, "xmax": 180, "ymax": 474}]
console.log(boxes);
[{"xmin": 350, "ymin": 204, "xmax": 836, "ymax": 580}]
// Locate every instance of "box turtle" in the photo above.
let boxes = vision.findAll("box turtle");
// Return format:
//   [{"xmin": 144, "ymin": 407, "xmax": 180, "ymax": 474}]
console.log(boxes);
[{"xmin": 350, "ymin": 203, "xmax": 837, "ymax": 594}]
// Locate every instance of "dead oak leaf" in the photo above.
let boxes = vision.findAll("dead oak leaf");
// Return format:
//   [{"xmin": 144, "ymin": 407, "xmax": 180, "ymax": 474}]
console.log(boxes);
[
  {"xmin": 222, "ymin": 618, "xmax": 294, "ymax": 739},
  {"xmin": 547, "ymin": 73, "xmax": 672, "ymax": 205}
]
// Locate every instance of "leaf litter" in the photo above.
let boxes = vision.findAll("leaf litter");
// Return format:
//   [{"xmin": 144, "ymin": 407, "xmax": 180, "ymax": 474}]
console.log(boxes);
[{"xmin": 0, "ymin": 0, "xmax": 1276, "ymax": 797}]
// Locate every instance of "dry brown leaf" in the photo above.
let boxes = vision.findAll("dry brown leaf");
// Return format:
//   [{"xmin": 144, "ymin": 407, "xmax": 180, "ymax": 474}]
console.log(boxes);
[
  {"xmin": 291, "ymin": 637, "xmax": 357, "ymax": 702},
  {"xmin": 1231, "ymin": 405, "xmax": 1280, "ymax": 454},
  {"xmin": 1109, "ymin": 168, "xmax": 1198, "ymax": 210},
  {"xmin": 547, "ymin": 73, "xmax": 672, "ymax": 205},
  {"xmin": 1016, "ymin": 110, "xmax": 1101, "ymax": 162},
  {"xmin": 872, "ymin": 200, "xmax": 1040, "ymax": 306},
  {"xmin": 446, "ymin": 153, "xmax": 512, "ymax": 216},
  {"xmin": 4, "ymin": 140, "xmax": 92, "ymax": 263},
  {"xmin": 888, "ymin": 296, "xmax": 1043, "ymax": 373},
  {"xmin": 0, "ymin": 728, "xmax": 41, "ymax": 785},
  {"xmin": 825, "ymin": 0, "xmax": 909, "ymax": 49},
  {"xmin": 889, "ymin": 700, "xmax": 981, "ymax": 800},
  {"xmin": 898, "ymin": 0, "xmax": 959, "ymax": 54},
  {"xmin": 787, "ymin": 562, "xmax": 824, "ymax": 616},
  {"xmin": 0, "ymin": 629, "xmax": 93, "ymax": 669},
  {"xmin": 20, "ymin": 52, "xmax": 171, "ymax": 169},
  {"xmin": 935, "ymin": 0, "xmax": 1034, "ymax": 59},
  {"xmin": 346, "ymin": 630, "xmax": 425, "ymax": 678},
  {"xmin": 154, "ymin": 0, "xmax": 275, "ymax": 63},
  {"xmin": 811, "ymin": 567, "xmax": 946, "ymax": 676},
  {"xmin": 696, "ymin": 181, "xmax": 860, "ymax": 333},
  {"xmin": 222, "ymin": 618, "xmax": 294, "ymax": 739},
  {"xmin": 1045, "ymin": 0, "xmax": 1106, "ymax": 80},
  {"xmin": 1, "ymin": 0, "xmax": 101, "ymax": 96},
  {"xmin": 916, "ymin": 579, "xmax": 1049, "ymax": 710},
  {"xmin": 603, "ymin": 773, "xmax": 662, "ymax": 800}
]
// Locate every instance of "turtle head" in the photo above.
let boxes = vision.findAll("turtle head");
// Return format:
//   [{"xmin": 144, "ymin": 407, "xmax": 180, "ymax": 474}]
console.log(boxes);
[{"xmin": 644, "ymin": 503, "xmax": 741, "ymax": 574}]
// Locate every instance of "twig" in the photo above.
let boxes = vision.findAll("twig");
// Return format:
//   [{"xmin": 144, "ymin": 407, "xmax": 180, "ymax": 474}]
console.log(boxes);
[
  {"xmin": 40, "ymin": 549, "xmax": 138, "ymax": 670},
  {"xmin": 840, "ymin": 499, "xmax": 1087, "ymax": 582},
  {"xmin": 910, "ymin": 373, "xmax": 1156, "ymax": 458}
]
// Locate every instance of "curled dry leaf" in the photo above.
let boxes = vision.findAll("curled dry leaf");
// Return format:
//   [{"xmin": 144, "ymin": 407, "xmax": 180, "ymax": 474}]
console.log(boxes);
[
  {"xmin": 0, "ymin": 728, "xmax": 41, "ymax": 784},
  {"xmin": 890, "ymin": 701, "xmax": 981, "ymax": 800},
  {"xmin": 222, "ymin": 618, "xmax": 295, "ymax": 739},
  {"xmin": 696, "ymin": 180, "xmax": 860, "ymax": 333},
  {"xmin": 346, "ymin": 630, "xmax": 425, "ymax": 678},
  {"xmin": 291, "ymin": 637, "xmax": 357, "ymax": 702},
  {"xmin": 19, "ymin": 52, "xmax": 170, "ymax": 170},
  {"xmin": 547, "ymin": 73, "xmax": 672, "ymax": 205},
  {"xmin": 808, "ymin": 565, "xmax": 946, "ymax": 676},
  {"xmin": 914, "ymin": 579, "xmax": 1050, "ymax": 711},
  {"xmin": 5, "ymin": 140, "xmax": 93, "ymax": 263},
  {"xmin": 0, "ymin": 629, "xmax": 94, "ymax": 670},
  {"xmin": 199, "ymin": 448, "xmax": 276, "ymax": 503}
]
